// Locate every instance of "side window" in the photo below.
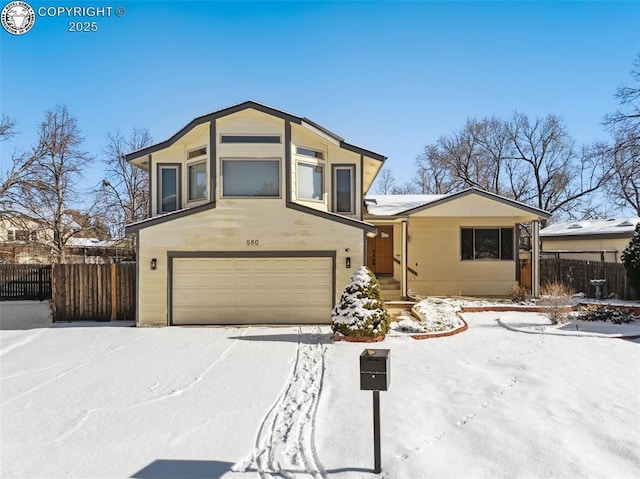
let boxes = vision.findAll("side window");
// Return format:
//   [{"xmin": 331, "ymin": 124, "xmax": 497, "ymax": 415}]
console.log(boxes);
[
  {"xmin": 158, "ymin": 165, "xmax": 180, "ymax": 213},
  {"xmin": 333, "ymin": 165, "xmax": 355, "ymax": 214},
  {"xmin": 187, "ymin": 147, "xmax": 207, "ymax": 202}
]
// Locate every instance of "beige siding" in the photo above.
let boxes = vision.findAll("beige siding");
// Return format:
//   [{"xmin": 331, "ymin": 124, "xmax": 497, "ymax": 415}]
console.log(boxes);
[
  {"xmin": 541, "ymin": 237, "xmax": 631, "ymax": 263},
  {"xmin": 407, "ymin": 217, "xmax": 519, "ymax": 297},
  {"xmin": 137, "ymin": 201, "xmax": 364, "ymax": 326},
  {"xmin": 410, "ymin": 194, "xmax": 536, "ymax": 222}
]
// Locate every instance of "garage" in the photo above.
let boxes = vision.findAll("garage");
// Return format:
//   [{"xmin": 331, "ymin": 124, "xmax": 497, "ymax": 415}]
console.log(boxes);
[{"xmin": 170, "ymin": 253, "xmax": 335, "ymax": 325}]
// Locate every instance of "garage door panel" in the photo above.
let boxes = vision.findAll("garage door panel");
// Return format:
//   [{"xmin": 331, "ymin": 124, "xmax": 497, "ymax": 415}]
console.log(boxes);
[{"xmin": 172, "ymin": 256, "xmax": 333, "ymax": 325}]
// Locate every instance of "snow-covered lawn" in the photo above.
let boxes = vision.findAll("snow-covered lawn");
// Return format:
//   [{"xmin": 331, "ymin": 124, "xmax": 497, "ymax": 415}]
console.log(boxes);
[{"xmin": 1, "ymin": 302, "xmax": 639, "ymax": 478}]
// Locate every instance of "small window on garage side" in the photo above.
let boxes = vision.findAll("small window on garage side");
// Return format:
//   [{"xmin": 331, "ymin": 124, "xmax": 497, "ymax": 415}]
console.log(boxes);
[
  {"xmin": 158, "ymin": 164, "xmax": 180, "ymax": 213},
  {"xmin": 222, "ymin": 159, "xmax": 280, "ymax": 197},
  {"xmin": 187, "ymin": 147, "xmax": 207, "ymax": 202},
  {"xmin": 461, "ymin": 227, "xmax": 514, "ymax": 260}
]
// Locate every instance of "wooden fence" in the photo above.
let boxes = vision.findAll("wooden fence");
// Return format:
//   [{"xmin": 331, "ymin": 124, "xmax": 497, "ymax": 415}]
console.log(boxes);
[
  {"xmin": 540, "ymin": 258, "xmax": 637, "ymax": 300},
  {"xmin": 0, "ymin": 264, "xmax": 52, "ymax": 300},
  {"xmin": 52, "ymin": 263, "xmax": 136, "ymax": 322}
]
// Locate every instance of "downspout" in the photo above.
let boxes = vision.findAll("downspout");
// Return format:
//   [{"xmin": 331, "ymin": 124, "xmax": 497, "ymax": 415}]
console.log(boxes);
[
  {"xmin": 401, "ymin": 219, "xmax": 408, "ymax": 300},
  {"xmin": 532, "ymin": 219, "xmax": 540, "ymax": 297}
]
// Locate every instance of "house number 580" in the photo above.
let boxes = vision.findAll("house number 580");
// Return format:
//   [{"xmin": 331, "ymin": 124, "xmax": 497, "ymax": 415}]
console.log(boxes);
[{"xmin": 246, "ymin": 239, "xmax": 259, "ymax": 246}]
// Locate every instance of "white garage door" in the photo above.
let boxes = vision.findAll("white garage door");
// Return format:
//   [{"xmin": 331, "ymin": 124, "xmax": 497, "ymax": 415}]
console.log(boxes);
[{"xmin": 172, "ymin": 256, "xmax": 333, "ymax": 325}]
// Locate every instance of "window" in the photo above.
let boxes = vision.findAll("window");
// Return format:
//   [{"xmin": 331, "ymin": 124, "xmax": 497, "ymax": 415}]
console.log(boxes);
[
  {"xmin": 220, "ymin": 135, "xmax": 281, "ymax": 144},
  {"xmin": 222, "ymin": 159, "xmax": 280, "ymax": 197},
  {"xmin": 333, "ymin": 166, "xmax": 355, "ymax": 214},
  {"xmin": 296, "ymin": 146, "xmax": 324, "ymax": 160},
  {"xmin": 297, "ymin": 162, "xmax": 324, "ymax": 200},
  {"xmin": 158, "ymin": 165, "xmax": 180, "ymax": 213},
  {"xmin": 7, "ymin": 229, "xmax": 32, "ymax": 242},
  {"xmin": 461, "ymin": 227, "xmax": 514, "ymax": 260},
  {"xmin": 187, "ymin": 147, "xmax": 207, "ymax": 160},
  {"xmin": 188, "ymin": 162, "xmax": 207, "ymax": 201}
]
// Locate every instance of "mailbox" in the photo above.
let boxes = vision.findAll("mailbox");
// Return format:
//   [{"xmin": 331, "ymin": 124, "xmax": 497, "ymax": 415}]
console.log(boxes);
[{"xmin": 360, "ymin": 349, "xmax": 390, "ymax": 391}]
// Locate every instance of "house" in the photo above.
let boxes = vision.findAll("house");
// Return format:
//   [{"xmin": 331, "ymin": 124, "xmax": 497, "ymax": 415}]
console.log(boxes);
[
  {"xmin": 363, "ymin": 190, "xmax": 550, "ymax": 299},
  {"xmin": 125, "ymin": 101, "xmax": 550, "ymax": 327},
  {"xmin": 125, "ymin": 101, "xmax": 386, "ymax": 327},
  {"xmin": 540, "ymin": 217, "xmax": 640, "ymax": 263},
  {"xmin": 0, "ymin": 217, "xmax": 52, "ymax": 263}
]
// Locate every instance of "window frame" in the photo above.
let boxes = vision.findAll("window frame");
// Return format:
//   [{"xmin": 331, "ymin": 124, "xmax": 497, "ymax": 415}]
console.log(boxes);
[
  {"xmin": 296, "ymin": 160, "xmax": 325, "ymax": 202},
  {"xmin": 460, "ymin": 227, "xmax": 515, "ymax": 261},
  {"xmin": 332, "ymin": 165, "xmax": 356, "ymax": 215},
  {"xmin": 157, "ymin": 163, "xmax": 181, "ymax": 214},
  {"xmin": 220, "ymin": 135, "xmax": 281, "ymax": 144},
  {"xmin": 220, "ymin": 158, "xmax": 282, "ymax": 198},
  {"xmin": 186, "ymin": 146, "xmax": 208, "ymax": 203}
]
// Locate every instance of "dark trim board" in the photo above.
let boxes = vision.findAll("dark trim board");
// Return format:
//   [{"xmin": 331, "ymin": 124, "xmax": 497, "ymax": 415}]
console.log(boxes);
[
  {"xmin": 209, "ymin": 120, "xmax": 217, "ymax": 205},
  {"xmin": 167, "ymin": 250, "xmax": 337, "ymax": 326}
]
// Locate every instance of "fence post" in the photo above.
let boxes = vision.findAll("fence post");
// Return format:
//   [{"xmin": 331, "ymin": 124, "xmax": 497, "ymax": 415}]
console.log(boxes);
[{"xmin": 111, "ymin": 263, "xmax": 117, "ymax": 321}]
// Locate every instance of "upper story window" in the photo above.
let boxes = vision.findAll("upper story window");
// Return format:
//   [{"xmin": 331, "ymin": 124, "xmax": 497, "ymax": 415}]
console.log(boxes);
[
  {"xmin": 158, "ymin": 164, "xmax": 180, "ymax": 213},
  {"xmin": 296, "ymin": 146, "xmax": 324, "ymax": 160},
  {"xmin": 187, "ymin": 147, "xmax": 207, "ymax": 202},
  {"xmin": 332, "ymin": 165, "xmax": 355, "ymax": 214},
  {"xmin": 297, "ymin": 162, "xmax": 324, "ymax": 201},
  {"xmin": 7, "ymin": 229, "xmax": 35, "ymax": 242},
  {"xmin": 461, "ymin": 227, "xmax": 514, "ymax": 260},
  {"xmin": 220, "ymin": 135, "xmax": 281, "ymax": 144},
  {"xmin": 221, "ymin": 158, "xmax": 280, "ymax": 197}
]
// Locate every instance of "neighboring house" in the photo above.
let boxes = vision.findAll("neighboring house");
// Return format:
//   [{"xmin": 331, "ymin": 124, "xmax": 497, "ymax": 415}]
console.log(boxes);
[
  {"xmin": 0, "ymin": 217, "xmax": 52, "ymax": 263},
  {"xmin": 124, "ymin": 101, "xmax": 552, "ymax": 327},
  {"xmin": 364, "ymin": 189, "xmax": 550, "ymax": 299},
  {"xmin": 540, "ymin": 218, "xmax": 640, "ymax": 263}
]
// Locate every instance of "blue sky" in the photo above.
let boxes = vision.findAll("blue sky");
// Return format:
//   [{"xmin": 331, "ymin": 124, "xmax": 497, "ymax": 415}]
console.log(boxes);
[{"xmin": 1, "ymin": 0, "xmax": 639, "ymax": 190}]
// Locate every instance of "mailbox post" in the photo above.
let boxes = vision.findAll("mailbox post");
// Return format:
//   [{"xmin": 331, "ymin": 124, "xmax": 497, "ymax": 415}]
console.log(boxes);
[{"xmin": 360, "ymin": 349, "xmax": 390, "ymax": 474}]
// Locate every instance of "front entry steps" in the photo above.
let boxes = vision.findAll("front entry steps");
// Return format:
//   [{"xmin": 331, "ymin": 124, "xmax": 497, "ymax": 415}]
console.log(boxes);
[{"xmin": 378, "ymin": 276, "xmax": 402, "ymax": 302}]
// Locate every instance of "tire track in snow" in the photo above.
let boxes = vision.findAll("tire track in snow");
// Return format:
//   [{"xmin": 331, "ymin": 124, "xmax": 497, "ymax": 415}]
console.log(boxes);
[{"xmin": 233, "ymin": 326, "xmax": 327, "ymax": 479}]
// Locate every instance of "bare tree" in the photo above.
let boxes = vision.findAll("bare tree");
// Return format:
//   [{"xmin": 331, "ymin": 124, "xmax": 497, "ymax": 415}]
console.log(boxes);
[
  {"xmin": 373, "ymin": 168, "xmax": 396, "ymax": 194},
  {"xmin": 0, "ymin": 115, "xmax": 42, "ymax": 203},
  {"xmin": 8, "ymin": 106, "xmax": 94, "ymax": 262},
  {"xmin": 506, "ymin": 112, "xmax": 610, "ymax": 215},
  {"xmin": 604, "ymin": 54, "xmax": 640, "ymax": 215},
  {"xmin": 96, "ymin": 128, "xmax": 152, "ymax": 238}
]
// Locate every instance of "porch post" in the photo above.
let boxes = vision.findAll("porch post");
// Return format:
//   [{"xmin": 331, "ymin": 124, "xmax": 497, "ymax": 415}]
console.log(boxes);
[
  {"xmin": 401, "ymin": 219, "xmax": 408, "ymax": 300},
  {"xmin": 532, "ymin": 220, "xmax": 540, "ymax": 297}
]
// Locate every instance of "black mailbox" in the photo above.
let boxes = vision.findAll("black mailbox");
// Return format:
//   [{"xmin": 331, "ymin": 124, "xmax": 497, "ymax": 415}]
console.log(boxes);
[{"xmin": 360, "ymin": 349, "xmax": 390, "ymax": 391}]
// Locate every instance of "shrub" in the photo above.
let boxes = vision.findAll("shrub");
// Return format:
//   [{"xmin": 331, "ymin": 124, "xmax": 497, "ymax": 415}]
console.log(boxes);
[
  {"xmin": 621, "ymin": 223, "xmax": 640, "ymax": 294},
  {"xmin": 331, "ymin": 266, "xmax": 390, "ymax": 338},
  {"xmin": 507, "ymin": 284, "xmax": 529, "ymax": 303},
  {"xmin": 539, "ymin": 281, "xmax": 574, "ymax": 324},
  {"xmin": 577, "ymin": 305, "xmax": 637, "ymax": 324}
]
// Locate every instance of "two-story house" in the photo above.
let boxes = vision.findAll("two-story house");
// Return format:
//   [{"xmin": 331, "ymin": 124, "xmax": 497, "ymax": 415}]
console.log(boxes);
[{"xmin": 125, "ymin": 101, "xmax": 386, "ymax": 327}]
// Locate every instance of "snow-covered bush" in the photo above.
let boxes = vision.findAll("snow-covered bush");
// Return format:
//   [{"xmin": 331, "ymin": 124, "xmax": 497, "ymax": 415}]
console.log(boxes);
[
  {"xmin": 331, "ymin": 266, "xmax": 390, "ymax": 338},
  {"xmin": 506, "ymin": 284, "xmax": 528, "ymax": 303},
  {"xmin": 577, "ymin": 305, "xmax": 637, "ymax": 324},
  {"xmin": 621, "ymin": 223, "xmax": 640, "ymax": 294}
]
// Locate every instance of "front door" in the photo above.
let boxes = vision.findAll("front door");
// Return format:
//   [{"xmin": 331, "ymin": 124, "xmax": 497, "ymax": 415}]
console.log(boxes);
[{"xmin": 367, "ymin": 225, "xmax": 394, "ymax": 274}]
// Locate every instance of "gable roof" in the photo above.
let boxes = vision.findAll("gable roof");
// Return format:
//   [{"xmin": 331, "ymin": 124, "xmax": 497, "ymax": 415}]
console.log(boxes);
[
  {"xmin": 365, "ymin": 188, "xmax": 551, "ymax": 218},
  {"xmin": 540, "ymin": 217, "xmax": 640, "ymax": 238},
  {"xmin": 125, "ymin": 100, "xmax": 386, "ymax": 163}
]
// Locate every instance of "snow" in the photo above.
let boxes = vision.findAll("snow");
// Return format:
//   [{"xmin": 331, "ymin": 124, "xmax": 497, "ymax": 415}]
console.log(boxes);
[
  {"xmin": 2, "ymin": 301, "xmax": 640, "ymax": 478},
  {"xmin": 540, "ymin": 217, "xmax": 640, "ymax": 237},
  {"xmin": 364, "ymin": 194, "xmax": 445, "ymax": 216}
]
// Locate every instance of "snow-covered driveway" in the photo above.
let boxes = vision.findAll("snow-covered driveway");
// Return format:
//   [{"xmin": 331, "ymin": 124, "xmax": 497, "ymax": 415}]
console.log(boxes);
[{"xmin": 1, "ymin": 306, "xmax": 639, "ymax": 478}]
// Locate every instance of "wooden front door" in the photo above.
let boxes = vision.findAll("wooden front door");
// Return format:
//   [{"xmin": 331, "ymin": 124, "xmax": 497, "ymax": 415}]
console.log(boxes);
[{"xmin": 367, "ymin": 226, "xmax": 394, "ymax": 274}]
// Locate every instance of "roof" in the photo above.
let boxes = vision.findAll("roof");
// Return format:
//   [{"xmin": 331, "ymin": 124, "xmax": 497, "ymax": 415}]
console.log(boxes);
[
  {"xmin": 365, "ymin": 194, "xmax": 446, "ymax": 216},
  {"xmin": 125, "ymin": 100, "xmax": 386, "ymax": 163},
  {"xmin": 540, "ymin": 217, "xmax": 640, "ymax": 238},
  {"xmin": 365, "ymin": 188, "xmax": 551, "ymax": 218}
]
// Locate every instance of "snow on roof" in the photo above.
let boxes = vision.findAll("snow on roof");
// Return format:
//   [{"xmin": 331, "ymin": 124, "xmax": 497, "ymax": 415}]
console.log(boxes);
[
  {"xmin": 68, "ymin": 238, "xmax": 115, "ymax": 248},
  {"xmin": 365, "ymin": 194, "xmax": 446, "ymax": 216},
  {"xmin": 540, "ymin": 217, "xmax": 640, "ymax": 237}
]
